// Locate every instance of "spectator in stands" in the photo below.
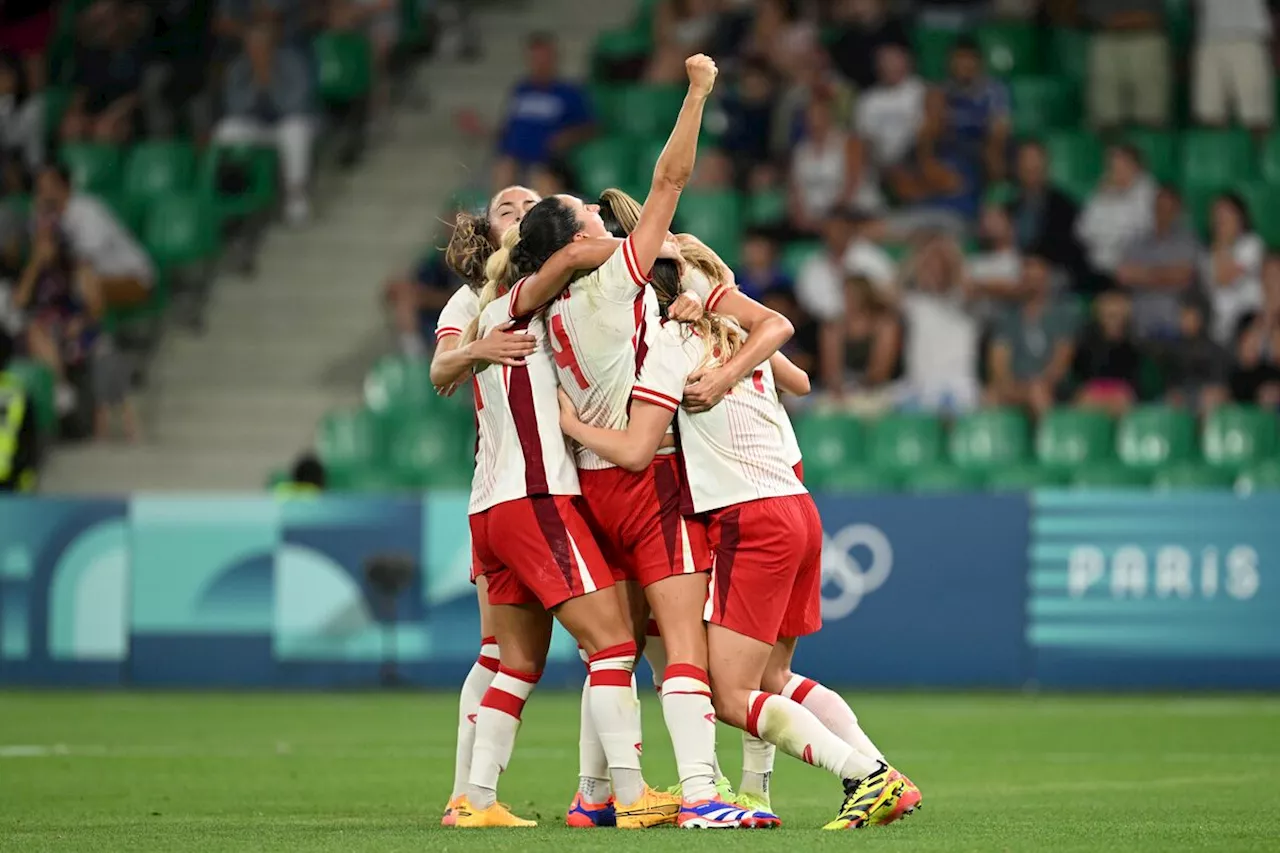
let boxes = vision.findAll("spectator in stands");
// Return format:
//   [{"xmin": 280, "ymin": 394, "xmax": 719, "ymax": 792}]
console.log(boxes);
[
  {"xmin": 213, "ymin": 9, "xmax": 315, "ymax": 225},
  {"xmin": 528, "ymin": 162, "xmax": 571, "ymax": 199},
  {"xmin": 0, "ymin": 0, "xmax": 55, "ymax": 94},
  {"xmin": 1084, "ymin": 0, "xmax": 1170, "ymax": 131},
  {"xmin": 1231, "ymin": 253, "xmax": 1280, "ymax": 406},
  {"xmin": 717, "ymin": 58, "xmax": 778, "ymax": 176},
  {"xmin": 1076, "ymin": 143, "xmax": 1156, "ymax": 291},
  {"xmin": 1203, "ymin": 192, "xmax": 1265, "ymax": 346},
  {"xmin": 741, "ymin": 0, "xmax": 819, "ymax": 82},
  {"xmin": 828, "ymin": 0, "xmax": 911, "ymax": 91},
  {"xmin": 789, "ymin": 96, "xmax": 875, "ymax": 232},
  {"xmin": 0, "ymin": 328, "xmax": 38, "ymax": 492},
  {"xmin": 1192, "ymin": 0, "xmax": 1272, "ymax": 133},
  {"xmin": 818, "ymin": 273, "xmax": 902, "ymax": 412},
  {"xmin": 796, "ymin": 209, "xmax": 896, "ymax": 322},
  {"xmin": 34, "ymin": 165, "xmax": 155, "ymax": 310},
  {"xmin": 385, "ymin": 242, "xmax": 464, "ymax": 359},
  {"xmin": 1160, "ymin": 294, "xmax": 1231, "ymax": 414},
  {"xmin": 689, "ymin": 146, "xmax": 735, "ymax": 190},
  {"xmin": 493, "ymin": 32, "xmax": 594, "ymax": 192},
  {"xmin": 985, "ymin": 255, "xmax": 1077, "ymax": 416},
  {"xmin": 734, "ymin": 229, "xmax": 792, "ymax": 302},
  {"xmin": 967, "ymin": 203, "xmax": 1025, "ymax": 308},
  {"xmin": 855, "ymin": 44, "xmax": 925, "ymax": 200},
  {"xmin": 275, "ymin": 451, "xmax": 327, "ymax": 497},
  {"xmin": 61, "ymin": 0, "xmax": 149, "ymax": 144},
  {"xmin": 0, "ymin": 54, "xmax": 42, "ymax": 172},
  {"xmin": 1115, "ymin": 186, "xmax": 1200, "ymax": 340},
  {"xmin": 142, "ymin": 0, "xmax": 215, "ymax": 139},
  {"xmin": 1006, "ymin": 140, "xmax": 1086, "ymax": 279},
  {"xmin": 897, "ymin": 232, "xmax": 981, "ymax": 413},
  {"xmin": 1072, "ymin": 289, "xmax": 1144, "ymax": 415},
  {"xmin": 646, "ymin": 0, "xmax": 719, "ymax": 83},
  {"xmin": 328, "ymin": 0, "xmax": 398, "ymax": 126}
]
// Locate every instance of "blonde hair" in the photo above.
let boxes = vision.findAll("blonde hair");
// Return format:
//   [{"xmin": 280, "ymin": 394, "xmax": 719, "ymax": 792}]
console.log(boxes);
[
  {"xmin": 459, "ymin": 227, "xmax": 523, "ymax": 348},
  {"xmin": 597, "ymin": 187, "xmax": 742, "ymax": 367}
]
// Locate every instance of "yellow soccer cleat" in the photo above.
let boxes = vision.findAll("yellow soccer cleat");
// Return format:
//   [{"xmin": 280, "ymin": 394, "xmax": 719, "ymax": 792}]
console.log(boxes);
[
  {"xmin": 732, "ymin": 789, "xmax": 774, "ymax": 815},
  {"xmin": 615, "ymin": 786, "xmax": 681, "ymax": 829},
  {"xmin": 822, "ymin": 763, "xmax": 906, "ymax": 830},
  {"xmin": 451, "ymin": 796, "xmax": 538, "ymax": 828},
  {"xmin": 440, "ymin": 795, "xmax": 462, "ymax": 826}
]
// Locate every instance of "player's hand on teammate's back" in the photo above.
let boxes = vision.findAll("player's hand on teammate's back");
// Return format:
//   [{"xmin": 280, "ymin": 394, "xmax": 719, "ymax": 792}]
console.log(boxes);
[
  {"xmin": 557, "ymin": 388, "xmax": 582, "ymax": 432},
  {"xmin": 470, "ymin": 321, "xmax": 537, "ymax": 367},
  {"xmin": 686, "ymin": 54, "xmax": 717, "ymax": 98},
  {"xmin": 682, "ymin": 365, "xmax": 732, "ymax": 413},
  {"xmin": 668, "ymin": 290, "xmax": 704, "ymax": 323}
]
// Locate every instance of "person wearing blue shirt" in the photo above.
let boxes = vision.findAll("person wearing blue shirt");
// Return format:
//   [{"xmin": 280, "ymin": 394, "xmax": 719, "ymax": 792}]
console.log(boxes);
[{"xmin": 494, "ymin": 32, "xmax": 595, "ymax": 188}]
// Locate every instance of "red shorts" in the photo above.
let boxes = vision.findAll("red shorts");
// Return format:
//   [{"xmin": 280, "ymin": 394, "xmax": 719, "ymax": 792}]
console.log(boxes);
[
  {"xmin": 704, "ymin": 493, "xmax": 823, "ymax": 645},
  {"xmin": 469, "ymin": 495, "xmax": 614, "ymax": 609},
  {"xmin": 579, "ymin": 454, "xmax": 711, "ymax": 587}
]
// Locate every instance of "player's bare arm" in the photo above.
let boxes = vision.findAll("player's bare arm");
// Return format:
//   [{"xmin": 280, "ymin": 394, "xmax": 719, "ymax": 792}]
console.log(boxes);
[{"xmin": 557, "ymin": 389, "xmax": 674, "ymax": 473}]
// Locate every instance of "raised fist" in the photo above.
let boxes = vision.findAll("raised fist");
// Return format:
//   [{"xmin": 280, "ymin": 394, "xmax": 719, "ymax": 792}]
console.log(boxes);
[{"xmin": 685, "ymin": 54, "xmax": 718, "ymax": 98}]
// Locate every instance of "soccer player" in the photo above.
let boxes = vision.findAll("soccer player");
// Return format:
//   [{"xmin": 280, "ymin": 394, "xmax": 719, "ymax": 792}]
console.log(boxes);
[{"xmin": 556, "ymin": 277, "xmax": 923, "ymax": 830}]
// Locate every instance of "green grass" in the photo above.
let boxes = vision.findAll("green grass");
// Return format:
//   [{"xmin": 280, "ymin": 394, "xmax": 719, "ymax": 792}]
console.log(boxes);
[{"xmin": 2, "ymin": 691, "xmax": 1279, "ymax": 852}]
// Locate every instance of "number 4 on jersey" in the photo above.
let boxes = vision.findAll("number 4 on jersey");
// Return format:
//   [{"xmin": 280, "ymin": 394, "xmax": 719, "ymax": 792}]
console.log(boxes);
[{"xmin": 550, "ymin": 314, "xmax": 589, "ymax": 390}]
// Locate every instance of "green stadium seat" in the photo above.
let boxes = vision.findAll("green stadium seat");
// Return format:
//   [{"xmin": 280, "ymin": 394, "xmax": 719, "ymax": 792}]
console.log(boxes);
[
  {"xmin": 976, "ymin": 24, "xmax": 1041, "ymax": 77},
  {"xmin": 1235, "ymin": 183, "xmax": 1280, "ymax": 249},
  {"xmin": 98, "ymin": 191, "xmax": 144, "ymax": 237},
  {"xmin": 316, "ymin": 408, "xmax": 382, "ymax": 474},
  {"xmin": 1117, "ymin": 405, "xmax": 1197, "ymax": 470},
  {"xmin": 1045, "ymin": 131, "xmax": 1104, "ymax": 202},
  {"xmin": 123, "ymin": 141, "xmax": 197, "ymax": 204},
  {"xmin": 1071, "ymin": 465, "xmax": 1151, "ymax": 489},
  {"xmin": 264, "ymin": 468, "xmax": 289, "ymax": 490},
  {"xmin": 1203, "ymin": 405, "xmax": 1279, "ymax": 469},
  {"xmin": 315, "ymin": 31, "xmax": 373, "ymax": 103},
  {"xmin": 570, "ymin": 136, "xmax": 637, "ymax": 197},
  {"xmin": 364, "ymin": 356, "xmax": 437, "ymax": 417},
  {"xmin": 588, "ymin": 84, "xmax": 626, "ymax": 134},
  {"xmin": 1152, "ymin": 462, "xmax": 1234, "ymax": 491},
  {"xmin": 795, "ymin": 412, "xmax": 864, "ymax": 486},
  {"xmin": 823, "ymin": 467, "xmax": 897, "ymax": 493},
  {"xmin": 780, "ymin": 241, "xmax": 822, "ymax": 279},
  {"xmin": 1037, "ymin": 408, "xmax": 1115, "ymax": 470},
  {"xmin": 389, "ymin": 416, "xmax": 473, "ymax": 488},
  {"xmin": 200, "ymin": 145, "xmax": 278, "ymax": 221},
  {"xmin": 1049, "ymin": 29, "xmax": 1089, "ymax": 83},
  {"xmin": 914, "ymin": 27, "xmax": 954, "ymax": 81},
  {"xmin": 869, "ymin": 413, "xmax": 945, "ymax": 473},
  {"xmin": 43, "ymin": 86, "xmax": 73, "ymax": 142},
  {"xmin": 1179, "ymin": 130, "xmax": 1255, "ymax": 192},
  {"xmin": 904, "ymin": 464, "xmax": 979, "ymax": 493},
  {"xmin": 746, "ymin": 188, "xmax": 787, "ymax": 227},
  {"xmin": 142, "ymin": 193, "xmax": 218, "ymax": 268},
  {"xmin": 674, "ymin": 190, "xmax": 744, "ymax": 269},
  {"xmin": 6, "ymin": 359, "xmax": 56, "ymax": 434},
  {"xmin": 591, "ymin": 28, "xmax": 653, "ymax": 80},
  {"xmin": 1009, "ymin": 77, "xmax": 1077, "ymax": 136},
  {"xmin": 1260, "ymin": 133, "xmax": 1280, "ymax": 184},
  {"xmin": 1236, "ymin": 459, "xmax": 1280, "ymax": 492},
  {"xmin": 985, "ymin": 464, "xmax": 1066, "ymax": 491},
  {"xmin": 59, "ymin": 143, "xmax": 122, "ymax": 193},
  {"xmin": 398, "ymin": 0, "xmax": 427, "ymax": 49},
  {"xmin": 950, "ymin": 407, "xmax": 1031, "ymax": 471},
  {"xmin": 1124, "ymin": 129, "xmax": 1179, "ymax": 184},
  {"xmin": 616, "ymin": 85, "xmax": 685, "ymax": 138}
]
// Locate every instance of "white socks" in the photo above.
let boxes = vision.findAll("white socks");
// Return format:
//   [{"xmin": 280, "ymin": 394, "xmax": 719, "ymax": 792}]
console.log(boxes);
[
  {"xmin": 660, "ymin": 664, "xmax": 718, "ymax": 802},
  {"xmin": 587, "ymin": 641, "xmax": 645, "ymax": 805},
  {"xmin": 745, "ymin": 690, "xmax": 880, "ymax": 783},
  {"xmin": 782, "ymin": 674, "xmax": 884, "ymax": 762},
  {"xmin": 740, "ymin": 732, "xmax": 776, "ymax": 801},
  {"xmin": 577, "ymin": 672, "xmax": 611, "ymax": 801},
  {"xmin": 450, "ymin": 637, "xmax": 498, "ymax": 798},
  {"xmin": 467, "ymin": 665, "xmax": 540, "ymax": 808}
]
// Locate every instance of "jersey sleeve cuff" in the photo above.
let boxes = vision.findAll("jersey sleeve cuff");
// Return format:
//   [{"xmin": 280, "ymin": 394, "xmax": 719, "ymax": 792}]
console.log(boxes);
[
  {"xmin": 631, "ymin": 386, "xmax": 680, "ymax": 413},
  {"xmin": 435, "ymin": 326, "xmax": 462, "ymax": 341},
  {"xmin": 705, "ymin": 283, "xmax": 736, "ymax": 313},
  {"xmin": 621, "ymin": 237, "xmax": 651, "ymax": 288},
  {"xmin": 507, "ymin": 277, "xmax": 527, "ymax": 319}
]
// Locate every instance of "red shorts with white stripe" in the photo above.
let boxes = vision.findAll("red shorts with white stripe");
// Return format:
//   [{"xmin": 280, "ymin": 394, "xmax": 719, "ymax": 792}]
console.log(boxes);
[
  {"xmin": 469, "ymin": 495, "xmax": 614, "ymax": 609},
  {"xmin": 704, "ymin": 493, "xmax": 823, "ymax": 645},
  {"xmin": 578, "ymin": 454, "xmax": 711, "ymax": 588}
]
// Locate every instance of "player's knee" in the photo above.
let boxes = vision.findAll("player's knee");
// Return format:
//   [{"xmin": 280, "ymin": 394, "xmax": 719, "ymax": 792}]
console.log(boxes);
[
  {"xmin": 760, "ymin": 666, "xmax": 793, "ymax": 696},
  {"xmin": 711, "ymin": 689, "xmax": 747, "ymax": 729}
]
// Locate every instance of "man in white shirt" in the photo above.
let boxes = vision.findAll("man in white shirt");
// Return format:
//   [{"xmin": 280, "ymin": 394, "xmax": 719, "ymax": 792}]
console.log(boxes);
[
  {"xmin": 854, "ymin": 44, "xmax": 925, "ymax": 177},
  {"xmin": 1193, "ymin": 0, "xmax": 1273, "ymax": 131},
  {"xmin": 795, "ymin": 210, "xmax": 896, "ymax": 322},
  {"xmin": 35, "ymin": 165, "xmax": 155, "ymax": 309}
]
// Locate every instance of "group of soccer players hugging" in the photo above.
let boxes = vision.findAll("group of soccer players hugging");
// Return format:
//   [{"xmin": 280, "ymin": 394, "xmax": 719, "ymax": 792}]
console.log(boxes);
[{"xmin": 428, "ymin": 54, "xmax": 921, "ymax": 831}]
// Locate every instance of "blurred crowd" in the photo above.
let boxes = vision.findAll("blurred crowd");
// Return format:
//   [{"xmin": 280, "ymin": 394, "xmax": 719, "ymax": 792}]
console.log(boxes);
[{"xmin": 391, "ymin": 0, "xmax": 1280, "ymax": 420}]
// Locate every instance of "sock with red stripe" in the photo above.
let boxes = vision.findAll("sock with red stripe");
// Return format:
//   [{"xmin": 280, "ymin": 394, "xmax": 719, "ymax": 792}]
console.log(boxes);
[
  {"xmin": 740, "ymin": 732, "xmax": 776, "ymax": 801},
  {"xmin": 577, "ymin": 663, "xmax": 611, "ymax": 802},
  {"xmin": 660, "ymin": 664, "xmax": 717, "ymax": 801},
  {"xmin": 782, "ymin": 673, "xmax": 884, "ymax": 762},
  {"xmin": 744, "ymin": 690, "xmax": 879, "ymax": 784},
  {"xmin": 467, "ymin": 665, "xmax": 540, "ymax": 809},
  {"xmin": 641, "ymin": 620, "xmax": 666, "ymax": 692},
  {"xmin": 587, "ymin": 641, "xmax": 645, "ymax": 805},
  {"xmin": 451, "ymin": 637, "xmax": 499, "ymax": 798}
]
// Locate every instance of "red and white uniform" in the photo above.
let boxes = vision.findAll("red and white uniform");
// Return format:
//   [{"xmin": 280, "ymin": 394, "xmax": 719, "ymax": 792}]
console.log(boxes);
[
  {"xmin": 436, "ymin": 285, "xmax": 480, "ymax": 343},
  {"xmin": 543, "ymin": 236, "xmax": 710, "ymax": 586},
  {"xmin": 468, "ymin": 289, "xmax": 613, "ymax": 609},
  {"xmin": 633, "ymin": 322, "xmax": 822, "ymax": 644}
]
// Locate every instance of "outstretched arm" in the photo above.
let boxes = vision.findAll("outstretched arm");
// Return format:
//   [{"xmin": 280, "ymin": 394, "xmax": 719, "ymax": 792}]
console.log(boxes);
[
  {"xmin": 511, "ymin": 237, "xmax": 623, "ymax": 317},
  {"xmin": 770, "ymin": 352, "xmax": 811, "ymax": 396},
  {"xmin": 430, "ymin": 322, "xmax": 537, "ymax": 392},
  {"xmin": 558, "ymin": 390, "xmax": 675, "ymax": 473}
]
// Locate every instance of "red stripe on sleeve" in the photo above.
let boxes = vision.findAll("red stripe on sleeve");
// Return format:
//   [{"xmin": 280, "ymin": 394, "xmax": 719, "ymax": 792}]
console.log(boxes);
[
  {"xmin": 705, "ymin": 285, "xmax": 728, "ymax": 313},
  {"xmin": 622, "ymin": 237, "xmax": 650, "ymax": 286},
  {"xmin": 435, "ymin": 326, "xmax": 462, "ymax": 341},
  {"xmin": 632, "ymin": 386, "xmax": 680, "ymax": 410}
]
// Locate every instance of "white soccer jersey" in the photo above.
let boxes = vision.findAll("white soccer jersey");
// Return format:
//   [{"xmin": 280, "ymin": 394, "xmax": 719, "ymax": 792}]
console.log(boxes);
[
  {"xmin": 542, "ymin": 235, "xmax": 657, "ymax": 470},
  {"xmin": 469, "ymin": 289, "xmax": 581, "ymax": 514},
  {"xmin": 436, "ymin": 285, "xmax": 480, "ymax": 342},
  {"xmin": 633, "ymin": 322, "xmax": 807, "ymax": 514}
]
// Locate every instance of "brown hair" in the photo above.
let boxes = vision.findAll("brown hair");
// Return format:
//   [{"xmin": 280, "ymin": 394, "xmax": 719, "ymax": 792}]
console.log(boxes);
[
  {"xmin": 444, "ymin": 211, "xmax": 496, "ymax": 292},
  {"xmin": 458, "ymin": 227, "xmax": 522, "ymax": 348}
]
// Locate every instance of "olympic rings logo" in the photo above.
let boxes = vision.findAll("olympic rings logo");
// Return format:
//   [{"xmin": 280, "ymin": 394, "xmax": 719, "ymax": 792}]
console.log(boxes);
[{"xmin": 820, "ymin": 524, "xmax": 893, "ymax": 621}]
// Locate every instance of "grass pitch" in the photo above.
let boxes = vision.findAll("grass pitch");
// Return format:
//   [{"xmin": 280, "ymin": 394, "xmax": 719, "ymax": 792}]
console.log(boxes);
[{"xmin": 2, "ymin": 690, "xmax": 1278, "ymax": 852}]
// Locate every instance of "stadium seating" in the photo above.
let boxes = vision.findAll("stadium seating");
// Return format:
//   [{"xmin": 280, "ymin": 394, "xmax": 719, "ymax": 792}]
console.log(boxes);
[
  {"xmin": 123, "ymin": 141, "xmax": 198, "ymax": 205},
  {"xmin": 950, "ymin": 407, "xmax": 1030, "ymax": 472},
  {"xmin": 199, "ymin": 145, "xmax": 279, "ymax": 222},
  {"xmin": 903, "ymin": 464, "xmax": 979, "ymax": 493},
  {"xmin": 869, "ymin": 413, "xmax": 945, "ymax": 473},
  {"xmin": 975, "ymin": 23, "xmax": 1040, "ymax": 77},
  {"xmin": 616, "ymin": 85, "xmax": 685, "ymax": 138},
  {"xmin": 570, "ymin": 135, "xmax": 637, "ymax": 197},
  {"xmin": 7, "ymin": 359, "xmax": 56, "ymax": 435},
  {"xmin": 1237, "ymin": 459, "xmax": 1280, "ymax": 491},
  {"xmin": 1202, "ymin": 405, "xmax": 1279, "ymax": 469},
  {"xmin": 823, "ymin": 467, "xmax": 897, "ymax": 493},
  {"xmin": 1009, "ymin": 77, "xmax": 1078, "ymax": 138},
  {"xmin": 315, "ymin": 30, "xmax": 374, "ymax": 104},
  {"xmin": 60, "ymin": 143, "xmax": 122, "ymax": 194},
  {"xmin": 1117, "ymin": 406, "xmax": 1198, "ymax": 470},
  {"xmin": 674, "ymin": 190, "xmax": 744, "ymax": 269},
  {"xmin": 1124, "ymin": 129, "xmax": 1179, "ymax": 185},
  {"xmin": 1071, "ymin": 465, "xmax": 1151, "ymax": 489},
  {"xmin": 985, "ymin": 464, "xmax": 1066, "ymax": 491},
  {"xmin": 1045, "ymin": 131, "xmax": 1103, "ymax": 201},
  {"xmin": 795, "ymin": 411, "xmax": 864, "ymax": 487},
  {"xmin": 1036, "ymin": 408, "xmax": 1115, "ymax": 471},
  {"xmin": 316, "ymin": 408, "xmax": 382, "ymax": 480},
  {"xmin": 1152, "ymin": 462, "xmax": 1235, "ymax": 491},
  {"xmin": 1179, "ymin": 130, "xmax": 1255, "ymax": 194},
  {"xmin": 388, "ymin": 416, "xmax": 473, "ymax": 488}
]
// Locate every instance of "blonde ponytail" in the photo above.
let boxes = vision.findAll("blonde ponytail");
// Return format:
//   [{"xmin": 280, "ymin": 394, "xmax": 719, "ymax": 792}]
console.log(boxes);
[{"xmin": 459, "ymin": 228, "xmax": 522, "ymax": 348}]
